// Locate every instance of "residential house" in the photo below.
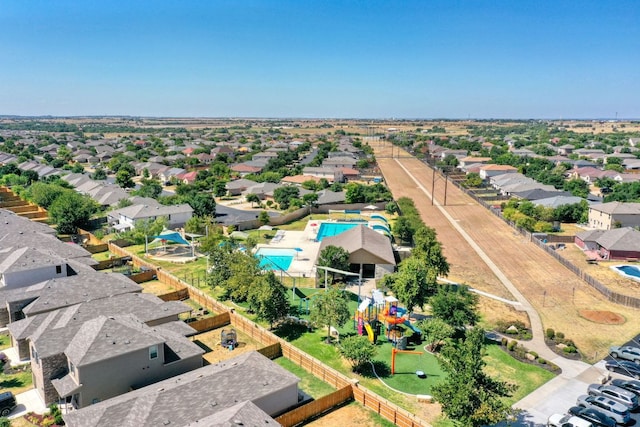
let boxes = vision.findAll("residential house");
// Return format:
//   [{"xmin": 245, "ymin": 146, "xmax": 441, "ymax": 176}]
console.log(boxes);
[
  {"xmin": 175, "ymin": 171, "xmax": 198, "ymax": 185},
  {"xmin": 252, "ymin": 151, "xmax": 279, "ymax": 162},
  {"xmin": 340, "ymin": 167, "xmax": 360, "ymax": 181},
  {"xmin": 459, "ymin": 157, "xmax": 492, "ymax": 168},
  {"xmin": 0, "ymin": 271, "xmax": 141, "ymax": 330},
  {"xmin": 0, "ymin": 247, "xmax": 74, "ymax": 289},
  {"xmin": 570, "ymin": 167, "xmax": 619, "ymax": 184},
  {"xmin": 158, "ymin": 167, "xmax": 187, "ymax": 184},
  {"xmin": 63, "ymin": 351, "xmax": 299, "ymax": 427},
  {"xmin": 322, "ymin": 157, "xmax": 357, "ymax": 170},
  {"xmin": 531, "ymin": 196, "xmax": 587, "ymax": 209},
  {"xmin": 575, "ymin": 228, "xmax": 640, "ymax": 261},
  {"xmin": 557, "ymin": 144, "xmax": 575, "ymax": 155},
  {"xmin": 302, "ymin": 167, "xmax": 344, "ymax": 183},
  {"xmin": 588, "ymin": 202, "xmax": 640, "ymax": 230},
  {"xmin": 225, "ymin": 178, "xmax": 258, "ymax": 196},
  {"xmin": 108, "ymin": 202, "xmax": 193, "ymax": 231},
  {"xmin": 479, "ymin": 164, "xmax": 518, "ymax": 180},
  {"xmin": 231, "ymin": 163, "xmax": 263, "ymax": 176}
]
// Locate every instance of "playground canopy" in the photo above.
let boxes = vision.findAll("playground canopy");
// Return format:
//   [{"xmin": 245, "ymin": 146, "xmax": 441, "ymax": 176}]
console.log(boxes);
[{"xmin": 149, "ymin": 230, "xmax": 191, "ymax": 246}]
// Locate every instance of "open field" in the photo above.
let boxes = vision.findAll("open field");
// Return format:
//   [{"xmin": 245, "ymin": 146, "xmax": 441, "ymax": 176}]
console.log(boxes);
[{"xmin": 373, "ymin": 141, "xmax": 640, "ymax": 362}]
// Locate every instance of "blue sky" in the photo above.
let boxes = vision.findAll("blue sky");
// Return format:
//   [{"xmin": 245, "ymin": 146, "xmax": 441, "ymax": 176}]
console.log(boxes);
[{"xmin": 1, "ymin": 1, "xmax": 638, "ymax": 118}]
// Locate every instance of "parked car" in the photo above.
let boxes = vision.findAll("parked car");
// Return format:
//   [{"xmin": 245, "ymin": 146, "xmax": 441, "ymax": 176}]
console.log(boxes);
[
  {"xmin": 568, "ymin": 405, "xmax": 616, "ymax": 427},
  {"xmin": 0, "ymin": 391, "xmax": 16, "ymax": 416},
  {"xmin": 611, "ymin": 379, "xmax": 640, "ymax": 397},
  {"xmin": 610, "ymin": 346, "xmax": 640, "ymax": 363},
  {"xmin": 576, "ymin": 395, "xmax": 631, "ymax": 425},
  {"xmin": 548, "ymin": 413, "xmax": 593, "ymax": 427},
  {"xmin": 605, "ymin": 360, "xmax": 640, "ymax": 380},
  {"xmin": 587, "ymin": 384, "xmax": 639, "ymax": 410}
]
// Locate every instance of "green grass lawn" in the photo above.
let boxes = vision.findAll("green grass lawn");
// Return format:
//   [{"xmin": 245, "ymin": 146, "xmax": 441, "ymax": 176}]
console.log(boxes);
[
  {"xmin": 483, "ymin": 342, "xmax": 555, "ymax": 405},
  {"xmin": 0, "ymin": 334, "xmax": 10, "ymax": 351},
  {"xmin": 274, "ymin": 357, "xmax": 336, "ymax": 399},
  {"xmin": 0, "ymin": 368, "xmax": 33, "ymax": 395}
]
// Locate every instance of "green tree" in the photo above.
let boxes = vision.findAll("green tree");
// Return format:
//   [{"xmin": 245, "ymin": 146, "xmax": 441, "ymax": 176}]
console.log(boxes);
[
  {"xmin": 246, "ymin": 193, "xmax": 260, "ymax": 207},
  {"xmin": 432, "ymin": 327, "xmax": 515, "ymax": 427},
  {"xmin": 339, "ymin": 335, "xmax": 377, "ymax": 373},
  {"xmin": 463, "ymin": 172, "xmax": 483, "ymax": 188},
  {"xmin": 393, "ymin": 216, "xmax": 416, "ymax": 243},
  {"xmin": 258, "ymin": 210, "xmax": 270, "ymax": 226},
  {"xmin": 563, "ymin": 178, "xmax": 589, "ymax": 198},
  {"xmin": 316, "ymin": 245, "xmax": 351, "ymax": 285},
  {"xmin": 48, "ymin": 191, "xmax": 98, "ymax": 234},
  {"xmin": 412, "ymin": 226, "xmax": 450, "ymax": 277},
  {"xmin": 390, "ymin": 257, "xmax": 438, "ymax": 314},
  {"xmin": 27, "ymin": 182, "xmax": 65, "ymax": 209},
  {"xmin": 418, "ymin": 318, "xmax": 455, "ymax": 352},
  {"xmin": 430, "ymin": 286, "xmax": 479, "ymax": 329},
  {"xmin": 309, "ymin": 287, "xmax": 351, "ymax": 343},
  {"xmin": 248, "ymin": 272, "xmax": 290, "ymax": 328},
  {"xmin": 134, "ymin": 179, "xmax": 162, "ymax": 198},
  {"xmin": 91, "ymin": 168, "xmax": 107, "ymax": 180},
  {"xmin": 273, "ymin": 186, "xmax": 299, "ymax": 209},
  {"xmin": 116, "ymin": 168, "xmax": 135, "ymax": 188}
]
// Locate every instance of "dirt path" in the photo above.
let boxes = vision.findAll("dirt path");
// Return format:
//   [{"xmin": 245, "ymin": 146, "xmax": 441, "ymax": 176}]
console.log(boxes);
[{"xmin": 373, "ymin": 141, "xmax": 640, "ymax": 361}]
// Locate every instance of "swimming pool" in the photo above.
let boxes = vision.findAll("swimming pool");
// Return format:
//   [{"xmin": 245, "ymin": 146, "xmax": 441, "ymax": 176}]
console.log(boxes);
[
  {"xmin": 612, "ymin": 265, "xmax": 640, "ymax": 282},
  {"xmin": 255, "ymin": 248, "xmax": 296, "ymax": 271},
  {"xmin": 316, "ymin": 222, "xmax": 363, "ymax": 241}
]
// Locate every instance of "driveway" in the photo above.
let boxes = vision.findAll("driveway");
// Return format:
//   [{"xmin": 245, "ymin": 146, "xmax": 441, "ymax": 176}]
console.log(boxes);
[{"xmin": 8, "ymin": 388, "xmax": 47, "ymax": 419}]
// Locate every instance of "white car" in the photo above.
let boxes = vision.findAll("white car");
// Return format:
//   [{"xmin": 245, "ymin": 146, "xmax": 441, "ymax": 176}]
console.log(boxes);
[
  {"xmin": 610, "ymin": 346, "xmax": 640, "ymax": 363},
  {"xmin": 548, "ymin": 414, "xmax": 593, "ymax": 427}
]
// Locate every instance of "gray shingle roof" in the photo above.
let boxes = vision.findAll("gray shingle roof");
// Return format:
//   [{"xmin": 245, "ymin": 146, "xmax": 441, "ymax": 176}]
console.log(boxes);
[
  {"xmin": 596, "ymin": 228, "xmax": 640, "ymax": 252},
  {"xmin": 0, "ymin": 209, "xmax": 56, "ymax": 234},
  {"xmin": 63, "ymin": 351, "xmax": 298, "ymax": 427},
  {"xmin": 319, "ymin": 224, "xmax": 395, "ymax": 265},
  {"xmin": 590, "ymin": 202, "xmax": 640, "ymax": 215}
]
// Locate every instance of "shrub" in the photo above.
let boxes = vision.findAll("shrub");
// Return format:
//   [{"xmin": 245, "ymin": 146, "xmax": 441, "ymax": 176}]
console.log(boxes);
[
  {"xmin": 505, "ymin": 328, "xmax": 518, "ymax": 334},
  {"xmin": 501, "ymin": 337, "xmax": 508, "ymax": 347},
  {"xmin": 0, "ymin": 417, "xmax": 9, "ymax": 427},
  {"xmin": 514, "ymin": 345, "xmax": 527, "ymax": 359},
  {"xmin": 563, "ymin": 346, "xmax": 577, "ymax": 354},
  {"xmin": 546, "ymin": 328, "xmax": 555, "ymax": 339},
  {"xmin": 507, "ymin": 340, "xmax": 517, "ymax": 351},
  {"xmin": 556, "ymin": 331, "xmax": 565, "ymax": 340},
  {"xmin": 529, "ymin": 351, "xmax": 538, "ymax": 358},
  {"xmin": 537, "ymin": 357, "xmax": 547, "ymax": 364}
]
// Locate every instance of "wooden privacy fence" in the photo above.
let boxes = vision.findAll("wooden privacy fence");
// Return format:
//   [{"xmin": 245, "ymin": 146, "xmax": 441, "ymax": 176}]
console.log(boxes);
[
  {"xmin": 257, "ymin": 343, "xmax": 282, "ymax": 360},
  {"xmin": 128, "ymin": 270, "xmax": 157, "ymax": 284},
  {"xmin": 276, "ymin": 385, "xmax": 354, "ymax": 427},
  {"xmin": 92, "ymin": 256, "xmax": 131, "ymax": 271},
  {"xmin": 107, "ymin": 241, "xmax": 432, "ymax": 427},
  {"xmin": 84, "ymin": 243, "xmax": 109, "ymax": 254},
  {"xmin": 158, "ymin": 288, "xmax": 190, "ymax": 302},
  {"xmin": 187, "ymin": 312, "xmax": 231, "ymax": 334}
]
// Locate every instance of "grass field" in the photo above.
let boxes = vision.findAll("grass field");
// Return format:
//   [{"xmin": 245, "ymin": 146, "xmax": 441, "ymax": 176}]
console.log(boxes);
[
  {"xmin": 0, "ymin": 334, "xmax": 10, "ymax": 351},
  {"xmin": 274, "ymin": 357, "xmax": 337, "ymax": 398},
  {"xmin": 0, "ymin": 368, "xmax": 33, "ymax": 395}
]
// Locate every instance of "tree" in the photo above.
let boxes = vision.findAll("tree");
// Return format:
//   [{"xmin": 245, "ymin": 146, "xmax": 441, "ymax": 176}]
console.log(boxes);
[
  {"xmin": 309, "ymin": 287, "xmax": 351, "ymax": 343},
  {"xmin": 316, "ymin": 245, "xmax": 351, "ymax": 285},
  {"xmin": 563, "ymin": 178, "xmax": 589, "ymax": 198},
  {"xmin": 248, "ymin": 272, "xmax": 290, "ymax": 329},
  {"xmin": 463, "ymin": 172, "xmax": 483, "ymax": 188},
  {"xmin": 116, "ymin": 168, "xmax": 135, "ymax": 188},
  {"xmin": 431, "ymin": 327, "xmax": 515, "ymax": 427},
  {"xmin": 391, "ymin": 256, "xmax": 438, "ymax": 314},
  {"xmin": 246, "ymin": 193, "xmax": 260, "ymax": 207},
  {"xmin": 430, "ymin": 286, "xmax": 479, "ymax": 329},
  {"xmin": 91, "ymin": 168, "xmax": 107, "ymax": 180},
  {"xmin": 339, "ymin": 335, "xmax": 377, "ymax": 373},
  {"xmin": 27, "ymin": 182, "xmax": 65, "ymax": 209},
  {"xmin": 258, "ymin": 210, "xmax": 270, "ymax": 226},
  {"xmin": 273, "ymin": 186, "xmax": 299, "ymax": 209},
  {"xmin": 48, "ymin": 191, "xmax": 98, "ymax": 234},
  {"xmin": 418, "ymin": 318, "xmax": 455, "ymax": 352},
  {"xmin": 412, "ymin": 226, "xmax": 450, "ymax": 277},
  {"xmin": 184, "ymin": 193, "xmax": 216, "ymax": 217},
  {"xmin": 394, "ymin": 216, "xmax": 416, "ymax": 243},
  {"xmin": 134, "ymin": 179, "xmax": 162, "ymax": 198}
]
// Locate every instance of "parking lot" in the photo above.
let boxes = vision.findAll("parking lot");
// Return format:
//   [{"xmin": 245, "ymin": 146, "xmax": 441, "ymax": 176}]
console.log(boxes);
[{"xmin": 511, "ymin": 336, "xmax": 640, "ymax": 427}]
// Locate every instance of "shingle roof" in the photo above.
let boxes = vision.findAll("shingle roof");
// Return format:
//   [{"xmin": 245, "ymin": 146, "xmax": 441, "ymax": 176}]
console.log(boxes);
[
  {"xmin": 63, "ymin": 351, "xmax": 299, "ymax": 427},
  {"xmin": 596, "ymin": 228, "xmax": 640, "ymax": 252},
  {"xmin": 589, "ymin": 202, "xmax": 640, "ymax": 215},
  {"xmin": 0, "ymin": 209, "xmax": 56, "ymax": 234},
  {"xmin": 319, "ymin": 225, "xmax": 395, "ymax": 265}
]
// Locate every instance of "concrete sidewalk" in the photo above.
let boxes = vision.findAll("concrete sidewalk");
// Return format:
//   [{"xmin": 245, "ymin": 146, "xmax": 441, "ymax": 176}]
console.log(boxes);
[{"xmin": 8, "ymin": 388, "xmax": 48, "ymax": 419}]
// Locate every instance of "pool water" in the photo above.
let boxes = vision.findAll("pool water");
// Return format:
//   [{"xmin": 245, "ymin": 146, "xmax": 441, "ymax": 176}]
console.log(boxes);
[
  {"xmin": 255, "ymin": 248, "xmax": 296, "ymax": 271},
  {"xmin": 316, "ymin": 222, "xmax": 363, "ymax": 241},
  {"xmin": 614, "ymin": 265, "xmax": 640, "ymax": 281}
]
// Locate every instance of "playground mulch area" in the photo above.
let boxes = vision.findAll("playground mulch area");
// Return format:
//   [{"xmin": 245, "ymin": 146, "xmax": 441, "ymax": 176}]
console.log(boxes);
[
  {"xmin": 374, "ymin": 142, "xmax": 640, "ymax": 361},
  {"xmin": 192, "ymin": 327, "xmax": 263, "ymax": 365}
]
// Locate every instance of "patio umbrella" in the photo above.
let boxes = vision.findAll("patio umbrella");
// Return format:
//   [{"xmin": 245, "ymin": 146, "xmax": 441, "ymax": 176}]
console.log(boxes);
[{"xmin": 293, "ymin": 247, "xmax": 303, "ymax": 259}]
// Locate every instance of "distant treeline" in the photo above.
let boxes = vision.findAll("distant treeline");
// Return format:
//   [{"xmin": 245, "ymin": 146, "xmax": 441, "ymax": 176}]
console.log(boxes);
[{"xmin": 0, "ymin": 121, "xmax": 187, "ymax": 134}]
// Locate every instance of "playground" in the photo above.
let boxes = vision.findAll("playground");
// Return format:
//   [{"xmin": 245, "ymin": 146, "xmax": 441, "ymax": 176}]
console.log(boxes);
[{"xmin": 282, "ymin": 286, "xmax": 446, "ymax": 397}]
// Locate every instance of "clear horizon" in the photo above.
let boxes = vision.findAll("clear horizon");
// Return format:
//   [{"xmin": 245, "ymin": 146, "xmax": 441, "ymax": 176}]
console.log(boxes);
[{"xmin": 1, "ymin": 1, "xmax": 638, "ymax": 119}]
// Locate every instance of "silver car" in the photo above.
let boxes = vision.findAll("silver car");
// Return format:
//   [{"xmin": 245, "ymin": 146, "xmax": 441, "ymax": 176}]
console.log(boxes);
[
  {"xmin": 576, "ymin": 395, "xmax": 630, "ymax": 425},
  {"xmin": 587, "ymin": 384, "xmax": 639, "ymax": 410},
  {"xmin": 610, "ymin": 346, "xmax": 640, "ymax": 363}
]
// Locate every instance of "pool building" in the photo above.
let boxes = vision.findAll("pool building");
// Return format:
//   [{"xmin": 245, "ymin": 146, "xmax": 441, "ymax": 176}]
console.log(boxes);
[{"xmin": 318, "ymin": 225, "xmax": 396, "ymax": 279}]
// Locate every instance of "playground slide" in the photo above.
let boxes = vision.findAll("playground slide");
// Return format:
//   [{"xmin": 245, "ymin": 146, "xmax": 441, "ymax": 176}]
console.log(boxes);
[
  {"xmin": 364, "ymin": 322, "xmax": 375, "ymax": 343},
  {"xmin": 403, "ymin": 319, "xmax": 421, "ymax": 334}
]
